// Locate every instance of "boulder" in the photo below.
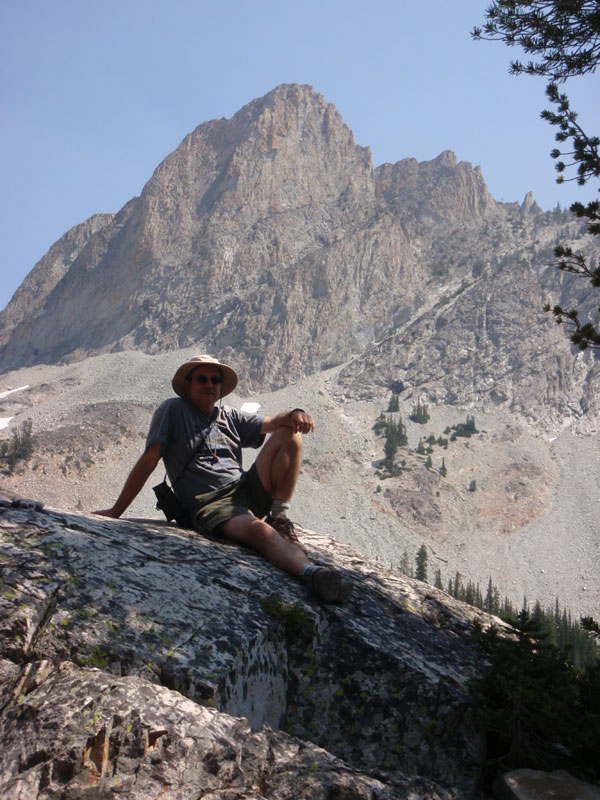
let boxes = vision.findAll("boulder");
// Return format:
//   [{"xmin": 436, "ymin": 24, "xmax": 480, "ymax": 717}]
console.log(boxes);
[
  {"xmin": 0, "ymin": 500, "xmax": 490, "ymax": 797},
  {"xmin": 494, "ymin": 769, "xmax": 600, "ymax": 800}
]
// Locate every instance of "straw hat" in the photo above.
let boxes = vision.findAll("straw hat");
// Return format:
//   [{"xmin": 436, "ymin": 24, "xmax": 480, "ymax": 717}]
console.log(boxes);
[{"xmin": 171, "ymin": 355, "xmax": 238, "ymax": 399}]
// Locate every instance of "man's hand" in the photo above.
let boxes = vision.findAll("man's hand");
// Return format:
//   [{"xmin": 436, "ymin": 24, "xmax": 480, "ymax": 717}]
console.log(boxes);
[
  {"xmin": 261, "ymin": 410, "xmax": 315, "ymax": 434},
  {"xmin": 91, "ymin": 443, "xmax": 162, "ymax": 519},
  {"xmin": 92, "ymin": 508, "xmax": 121, "ymax": 518},
  {"xmin": 288, "ymin": 409, "xmax": 314, "ymax": 434}
]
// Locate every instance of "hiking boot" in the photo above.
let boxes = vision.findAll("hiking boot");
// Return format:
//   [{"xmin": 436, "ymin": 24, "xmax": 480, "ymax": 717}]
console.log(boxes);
[
  {"xmin": 311, "ymin": 567, "xmax": 353, "ymax": 604},
  {"xmin": 266, "ymin": 514, "xmax": 309, "ymax": 554}
]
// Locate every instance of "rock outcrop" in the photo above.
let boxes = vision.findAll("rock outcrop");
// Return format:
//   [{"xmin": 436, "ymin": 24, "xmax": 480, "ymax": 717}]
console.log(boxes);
[
  {"xmin": 375, "ymin": 150, "xmax": 496, "ymax": 224},
  {"xmin": 335, "ymin": 246, "xmax": 600, "ymax": 434},
  {"xmin": 494, "ymin": 769, "xmax": 600, "ymax": 800},
  {"xmin": 0, "ymin": 499, "xmax": 492, "ymax": 798},
  {"xmin": 0, "ymin": 213, "xmax": 114, "ymax": 350},
  {"xmin": 0, "ymin": 85, "xmax": 383, "ymax": 380}
]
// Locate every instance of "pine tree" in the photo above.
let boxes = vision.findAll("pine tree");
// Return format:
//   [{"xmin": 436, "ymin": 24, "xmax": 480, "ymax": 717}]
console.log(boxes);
[
  {"xmin": 376, "ymin": 413, "xmax": 408, "ymax": 475},
  {"xmin": 474, "ymin": 583, "xmax": 484, "ymax": 609},
  {"xmin": 415, "ymin": 544, "xmax": 429, "ymax": 583},
  {"xmin": 410, "ymin": 400, "xmax": 430, "ymax": 424},
  {"xmin": 532, "ymin": 599, "xmax": 543, "ymax": 627},
  {"xmin": 554, "ymin": 597, "xmax": 562, "ymax": 644},
  {"xmin": 399, "ymin": 549, "xmax": 413, "ymax": 577},
  {"xmin": 473, "ymin": 1, "xmax": 600, "ymax": 351},
  {"xmin": 373, "ymin": 412, "xmax": 386, "ymax": 435},
  {"xmin": 485, "ymin": 578, "xmax": 495, "ymax": 613},
  {"xmin": 493, "ymin": 587, "xmax": 501, "ymax": 615},
  {"xmin": 383, "ymin": 431, "xmax": 398, "ymax": 467},
  {"xmin": 452, "ymin": 572, "xmax": 463, "ymax": 600},
  {"xmin": 385, "ymin": 415, "xmax": 407, "ymax": 448},
  {"xmin": 465, "ymin": 580, "xmax": 475, "ymax": 605},
  {"xmin": 501, "ymin": 596, "xmax": 511, "ymax": 618},
  {"xmin": 4, "ymin": 420, "xmax": 36, "ymax": 474},
  {"xmin": 465, "ymin": 414, "xmax": 477, "ymax": 432},
  {"xmin": 387, "ymin": 393, "xmax": 400, "ymax": 412},
  {"xmin": 471, "ymin": 609, "xmax": 600, "ymax": 785}
]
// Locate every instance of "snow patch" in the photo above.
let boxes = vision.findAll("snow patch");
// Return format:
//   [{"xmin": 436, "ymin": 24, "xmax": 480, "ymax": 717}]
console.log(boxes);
[
  {"xmin": 240, "ymin": 402, "xmax": 261, "ymax": 413},
  {"xmin": 0, "ymin": 385, "xmax": 29, "ymax": 400}
]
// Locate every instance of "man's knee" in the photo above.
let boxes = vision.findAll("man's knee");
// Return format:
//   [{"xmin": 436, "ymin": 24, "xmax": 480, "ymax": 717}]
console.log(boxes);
[
  {"xmin": 221, "ymin": 515, "xmax": 276, "ymax": 550},
  {"xmin": 244, "ymin": 518, "xmax": 280, "ymax": 551},
  {"xmin": 266, "ymin": 426, "xmax": 302, "ymax": 450},
  {"xmin": 248, "ymin": 519, "xmax": 279, "ymax": 547},
  {"xmin": 255, "ymin": 428, "xmax": 302, "ymax": 499}
]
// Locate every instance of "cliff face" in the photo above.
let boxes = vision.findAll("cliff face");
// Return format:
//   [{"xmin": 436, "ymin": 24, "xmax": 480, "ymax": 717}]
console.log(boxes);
[
  {"xmin": 3, "ymin": 82, "xmax": 595, "ymax": 427},
  {"xmin": 0, "ymin": 85, "xmax": 385, "ymax": 382},
  {"xmin": 336, "ymin": 246, "xmax": 600, "ymax": 434},
  {"xmin": 1, "ymin": 82, "xmax": 599, "ymax": 446},
  {"xmin": 375, "ymin": 150, "xmax": 497, "ymax": 224},
  {"xmin": 0, "ymin": 499, "xmax": 492, "ymax": 799},
  {"xmin": 0, "ymin": 213, "xmax": 114, "ymax": 350}
]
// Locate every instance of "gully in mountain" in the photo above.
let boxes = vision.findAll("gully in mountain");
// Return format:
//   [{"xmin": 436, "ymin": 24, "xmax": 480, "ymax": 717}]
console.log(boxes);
[{"xmin": 94, "ymin": 355, "xmax": 352, "ymax": 603}]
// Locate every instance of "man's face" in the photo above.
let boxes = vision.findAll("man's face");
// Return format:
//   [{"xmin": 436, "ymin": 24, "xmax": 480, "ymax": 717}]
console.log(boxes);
[{"xmin": 185, "ymin": 364, "xmax": 223, "ymax": 413}]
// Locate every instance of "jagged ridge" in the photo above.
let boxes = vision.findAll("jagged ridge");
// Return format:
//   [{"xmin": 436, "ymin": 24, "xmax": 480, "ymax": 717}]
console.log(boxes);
[{"xmin": 1, "ymin": 83, "xmax": 598, "ymax": 429}]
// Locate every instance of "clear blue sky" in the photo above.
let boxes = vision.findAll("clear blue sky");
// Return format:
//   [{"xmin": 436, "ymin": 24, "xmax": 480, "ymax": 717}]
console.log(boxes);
[{"xmin": 1, "ymin": 0, "xmax": 598, "ymax": 313}]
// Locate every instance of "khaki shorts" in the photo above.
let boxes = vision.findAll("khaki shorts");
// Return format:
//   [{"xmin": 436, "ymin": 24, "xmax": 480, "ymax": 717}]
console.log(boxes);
[{"xmin": 191, "ymin": 463, "xmax": 273, "ymax": 535}]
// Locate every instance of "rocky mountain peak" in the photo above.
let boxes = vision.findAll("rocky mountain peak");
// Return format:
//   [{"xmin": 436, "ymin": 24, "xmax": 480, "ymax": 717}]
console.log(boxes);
[
  {"xmin": 140, "ymin": 82, "xmax": 372, "ymax": 223},
  {"xmin": 520, "ymin": 190, "xmax": 542, "ymax": 215},
  {"xmin": 433, "ymin": 149, "xmax": 458, "ymax": 167},
  {"xmin": 0, "ymin": 85, "xmax": 598, "ymax": 432},
  {"xmin": 375, "ymin": 148, "xmax": 497, "ymax": 224},
  {"xmin": 0, "ymin": 85, "xmax": 381, "ymax": 379}
]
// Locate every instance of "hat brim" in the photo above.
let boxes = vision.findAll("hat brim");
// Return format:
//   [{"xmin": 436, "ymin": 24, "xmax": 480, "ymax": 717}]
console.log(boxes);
[{"xmin": 172, "ymin": 356, "xmax": 238, "ymax": 399}]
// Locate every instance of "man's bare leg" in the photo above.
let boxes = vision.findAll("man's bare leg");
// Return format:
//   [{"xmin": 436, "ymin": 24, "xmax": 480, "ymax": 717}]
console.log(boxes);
[
  {"xmin": 219, "ymin": 514, "xmax": 352, "ymax": 603},
  {"xmin": 253, "ymin": 426, "xmax": 308, "ymax": 550},
  {"xmin": 255, "ymin": 427, "xmax": 302, "ymax": 503},
  {"xmin": 219, "ymin": 514, "xmax": 308, "ymax": 576},
  {"xmin": 241, "ymin": 425, "xmax": 353, "ymax": 602}
]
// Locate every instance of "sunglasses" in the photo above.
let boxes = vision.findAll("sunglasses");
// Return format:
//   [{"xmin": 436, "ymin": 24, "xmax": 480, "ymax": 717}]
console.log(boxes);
[{"xmin": 193, "ymin": 375, "xmax": 223, "ymax": 385}]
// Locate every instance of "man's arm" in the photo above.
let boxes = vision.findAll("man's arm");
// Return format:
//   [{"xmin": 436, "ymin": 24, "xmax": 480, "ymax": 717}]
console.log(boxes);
[
  {"xmin": 261, "ymin": 409, "xmax": 315, "ymax": 435},
  {"xmin": 93, "ymin": 442, "xmax": 163, "ymax": 518}
]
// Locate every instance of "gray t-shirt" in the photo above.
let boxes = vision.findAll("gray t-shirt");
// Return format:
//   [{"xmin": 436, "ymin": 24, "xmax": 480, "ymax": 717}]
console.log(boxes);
[{"xmin": 146, "ymin": 398, "xmax": 265, "ymax": 512}]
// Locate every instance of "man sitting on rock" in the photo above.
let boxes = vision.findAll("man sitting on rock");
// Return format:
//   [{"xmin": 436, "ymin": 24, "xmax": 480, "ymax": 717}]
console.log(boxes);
[{"xmin": 94, "ymin": 355, "xmax": 351, "ymax": 603}]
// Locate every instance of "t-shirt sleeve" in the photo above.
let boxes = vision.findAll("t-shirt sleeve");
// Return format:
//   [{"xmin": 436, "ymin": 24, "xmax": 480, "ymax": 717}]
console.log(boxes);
[
  {"xmin": 145, "ymin": 400, "xmax": 173, "ymax": 453},
  {"xmin": 226, "ymin": 408, "xmax": 265, "ymax": 449}
]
